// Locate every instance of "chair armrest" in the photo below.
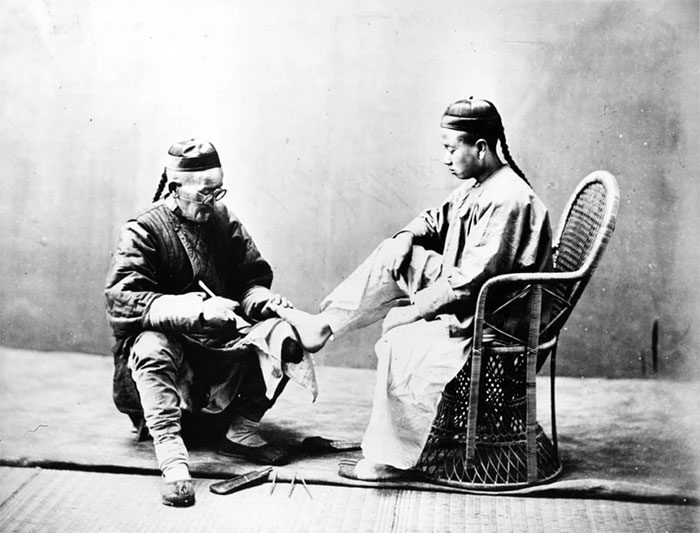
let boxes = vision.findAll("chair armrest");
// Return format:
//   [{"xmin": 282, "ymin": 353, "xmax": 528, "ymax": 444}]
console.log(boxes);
[
  {"xmin": 481, "ymin": 270, "xmax": 585, "ymax": 289},
  {"xmin": 473, "ymin": 270, "xmax": 586, "ymax": 327},
  {"xmin": 470, "ymin": 270, "xmax": 587, "ymax": 353}
]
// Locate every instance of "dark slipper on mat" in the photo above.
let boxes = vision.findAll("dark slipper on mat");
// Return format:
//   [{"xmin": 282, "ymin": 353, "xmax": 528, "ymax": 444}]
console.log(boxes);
[
  {"xmin": 301, "ymin": 436, "xmax": 361, "ymax": 454},
  {"xmin": 218, "ymin": 440, "xmax": 290, "ymax": 466},
  {"xmin": 338, "ymin": 459, "xmax": 412, "ymax": 481},
  {"xmin": 161, "ymin": 479, "xmax": 195, "ymax": 507}
]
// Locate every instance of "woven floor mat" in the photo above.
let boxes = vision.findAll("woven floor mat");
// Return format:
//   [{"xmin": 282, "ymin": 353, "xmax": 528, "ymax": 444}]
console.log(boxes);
[
  {"xmin": 0, "ymin": 467, "xmax": 696, "ymax": 532},
  {"xmin": 0, "ymin": 347, "xmax": 698, "ymax": 505}
]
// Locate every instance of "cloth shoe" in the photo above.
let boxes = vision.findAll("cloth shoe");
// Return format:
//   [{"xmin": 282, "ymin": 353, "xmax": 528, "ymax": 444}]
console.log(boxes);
[
  {"xmin": 160, "ymin": 479, "xmax": 195, "ymax": 507},
  {"xmin": 218, "ymin": 439, "xmax": 290, "ymax": 466}
]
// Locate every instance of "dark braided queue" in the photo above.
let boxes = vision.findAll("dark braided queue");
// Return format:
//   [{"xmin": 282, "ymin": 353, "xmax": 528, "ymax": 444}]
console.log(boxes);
[
  {"xmin": 152, "ymin": 170, "xmax": 168, "ymax": 202},
  {"xmin": 498, "ymin": 130, "xmax": 530, "ymax": 188}
]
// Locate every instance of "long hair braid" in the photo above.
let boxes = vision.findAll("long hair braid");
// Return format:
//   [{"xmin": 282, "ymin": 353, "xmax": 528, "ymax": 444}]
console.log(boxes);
[
  {"xmin": 499, "ymin": 130, "xmax": 531, "ymax": 188},
  {"xmin": 152, "ymin": 170, "xmax": 168, "ymax": 202}
]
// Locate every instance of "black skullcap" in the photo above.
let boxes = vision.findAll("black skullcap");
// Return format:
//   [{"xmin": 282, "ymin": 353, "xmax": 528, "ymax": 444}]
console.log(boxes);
[
  {"xmin": 440, "ymin": 97, "xmax": 502, "ymax": 132},
  {"xmin": 165, "ymin": 139, "xmax": 221, "ymax": 172}
]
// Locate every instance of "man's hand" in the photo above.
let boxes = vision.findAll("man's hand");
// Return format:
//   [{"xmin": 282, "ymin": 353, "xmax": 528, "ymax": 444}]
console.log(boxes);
[
  {"xmin": 380, "ymin": 232, "xmax": 414, "ymax": 281},
  {"xmin": 382, "ymin": 305, "xmax": 421, "ymax": 335},
  {"xmin": 202, "ymin": 296, "xmax": 240, "ymax": 329},
  {"xmin": 261, "ymin": 293, "xmax": 294, "ymax": 319}
]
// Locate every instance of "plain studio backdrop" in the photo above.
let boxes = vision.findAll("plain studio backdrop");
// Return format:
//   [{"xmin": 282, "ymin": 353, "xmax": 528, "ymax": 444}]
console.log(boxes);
[{"xmin": 0, "ymin": 0, "xmax": 698, "ymax": 379}]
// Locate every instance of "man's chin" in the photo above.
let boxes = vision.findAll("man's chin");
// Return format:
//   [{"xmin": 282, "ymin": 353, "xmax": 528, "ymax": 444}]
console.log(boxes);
[{"xmin": 193, "ymin": 210, "xmax": 212, "ymax": 223}]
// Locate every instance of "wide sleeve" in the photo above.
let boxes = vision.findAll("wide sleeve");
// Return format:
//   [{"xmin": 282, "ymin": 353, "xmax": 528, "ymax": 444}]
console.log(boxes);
[
  {"xmin": 414, "ymin": 196, "xmax": 551, "ymax": 319},
  {"xmin": 104, "ymin": 221, "xmax": 163, "ymax": 338},
  {"xmin": 399, "ymin": 197, "xmax": 451, "ymax": 251}
]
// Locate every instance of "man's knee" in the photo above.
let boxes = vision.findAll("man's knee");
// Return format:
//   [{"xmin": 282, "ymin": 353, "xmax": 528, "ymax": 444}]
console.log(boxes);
[{"xmin": 129, "ymin": 331, "xmax": 185, "ymax": 374}]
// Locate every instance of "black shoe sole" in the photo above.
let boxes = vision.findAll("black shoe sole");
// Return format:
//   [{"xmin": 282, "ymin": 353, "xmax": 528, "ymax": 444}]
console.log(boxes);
[{"xmin": 218, "ymin": 441, "xmax": 290, "ymax": 466}]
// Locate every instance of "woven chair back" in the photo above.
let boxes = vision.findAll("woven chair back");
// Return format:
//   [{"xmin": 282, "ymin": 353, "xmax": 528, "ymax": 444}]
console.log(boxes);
[{"xmin": 542, "ymin": 171, "xmax": 620, "ymax": 337}]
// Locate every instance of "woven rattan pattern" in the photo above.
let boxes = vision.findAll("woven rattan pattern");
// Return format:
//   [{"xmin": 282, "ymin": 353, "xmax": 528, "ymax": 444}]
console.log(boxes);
[
  {"xmin": 548, "ymin": 182, "xmax": 608, "ymax": 328},
  {"xmin": 416, "ymin": 351, "xmax": 561, "ymax": 486}
]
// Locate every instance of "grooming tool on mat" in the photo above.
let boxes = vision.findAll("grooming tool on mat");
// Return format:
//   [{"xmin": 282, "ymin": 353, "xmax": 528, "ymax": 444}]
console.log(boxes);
[
  {"xmin": 299, "ymin": 476, "xmax": 313, "ymax": 499},
  {"xmin": 268, "ymin": 470, "xmax": 278, "ymax": 495},
  {"xmin": 209, "ymin": 467, "xmax": 273, "ymax": 495},
  {"xmin": 267, "ymin": 469, "xmax": 312, "ymax": 499},
  {"xmin": 287, "ymin": 471, "xmax": 297, "ymax": 497}
]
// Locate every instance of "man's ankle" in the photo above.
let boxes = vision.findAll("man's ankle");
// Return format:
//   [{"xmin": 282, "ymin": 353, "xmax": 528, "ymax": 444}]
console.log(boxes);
[
  {"xmin": 226, "ymin": 415, "xmax": 268, "ymax": 447},
  {"xmin": 163, "ymin": 463, "xmax": 191, "ymax": 482}
]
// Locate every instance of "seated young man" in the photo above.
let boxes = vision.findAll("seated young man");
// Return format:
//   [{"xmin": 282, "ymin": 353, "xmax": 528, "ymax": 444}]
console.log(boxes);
[
  {"xmin": 273, "ymin": 98, "xmax": 552, "ymax": 481},
  {"xmin": 105, "ymin": 139, "xmax": 316, "ymax": 507}
]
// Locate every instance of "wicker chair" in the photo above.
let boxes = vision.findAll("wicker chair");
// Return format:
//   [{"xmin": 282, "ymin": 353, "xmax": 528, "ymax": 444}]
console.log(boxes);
[{"xmin": 416, "ymin": 170, "xmax": 620, "ymax": 490}]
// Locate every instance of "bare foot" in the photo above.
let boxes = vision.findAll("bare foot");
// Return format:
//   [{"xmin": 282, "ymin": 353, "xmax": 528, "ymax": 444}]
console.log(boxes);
[
  {"xmin": 338, "ymin": 458, "xmax": 410, "ymax": 481},
  {"xmin": 271, "ymin": 306, "xmax": 332, "ymax": 353}
]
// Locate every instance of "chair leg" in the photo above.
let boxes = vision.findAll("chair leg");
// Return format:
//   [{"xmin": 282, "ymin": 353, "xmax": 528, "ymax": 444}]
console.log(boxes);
[
  {"xmin": 526, "ymin": 354, "xmax": 538, "ymax": 482},
  {"xmin": 550, "ymin": 344, "xmax": 558, "ymax": 455},
  {"xmin": 525, "ymin": 285, "xmax": 542, "ymax": 482},
  {"xmin": 465, "ymin": 348, "xmax": 483, "ymax": 461}
]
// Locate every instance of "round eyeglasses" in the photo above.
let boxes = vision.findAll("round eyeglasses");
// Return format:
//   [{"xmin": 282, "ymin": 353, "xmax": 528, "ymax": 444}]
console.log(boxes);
[{"xmin": 184, "ymin": 188, "xmax": 227, "ymax": 205}]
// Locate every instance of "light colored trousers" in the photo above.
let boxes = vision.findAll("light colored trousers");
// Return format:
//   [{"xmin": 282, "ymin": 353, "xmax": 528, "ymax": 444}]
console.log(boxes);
[
  {"xmin": 128, "ymin": 320, "xmax": 292, "ymax": 473},
  {"xmin": 320, "ymin": 243, "xmax": 471, "ymax": 469}
]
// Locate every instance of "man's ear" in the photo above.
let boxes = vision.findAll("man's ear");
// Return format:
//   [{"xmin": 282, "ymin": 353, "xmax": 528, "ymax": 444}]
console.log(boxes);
[
  {"xmin": 168, "ymin": 182, "xmax": 181, "ymax": 195},
  {"xmin": 475, "ymin": 138, "xmax": 489, "ymax": 160}
]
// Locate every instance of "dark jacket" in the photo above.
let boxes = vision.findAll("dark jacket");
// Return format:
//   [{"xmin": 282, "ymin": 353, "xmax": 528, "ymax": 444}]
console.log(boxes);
[{"xmin": 104, "ymin": 199, "xmax": 273, "ymax": 415}]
